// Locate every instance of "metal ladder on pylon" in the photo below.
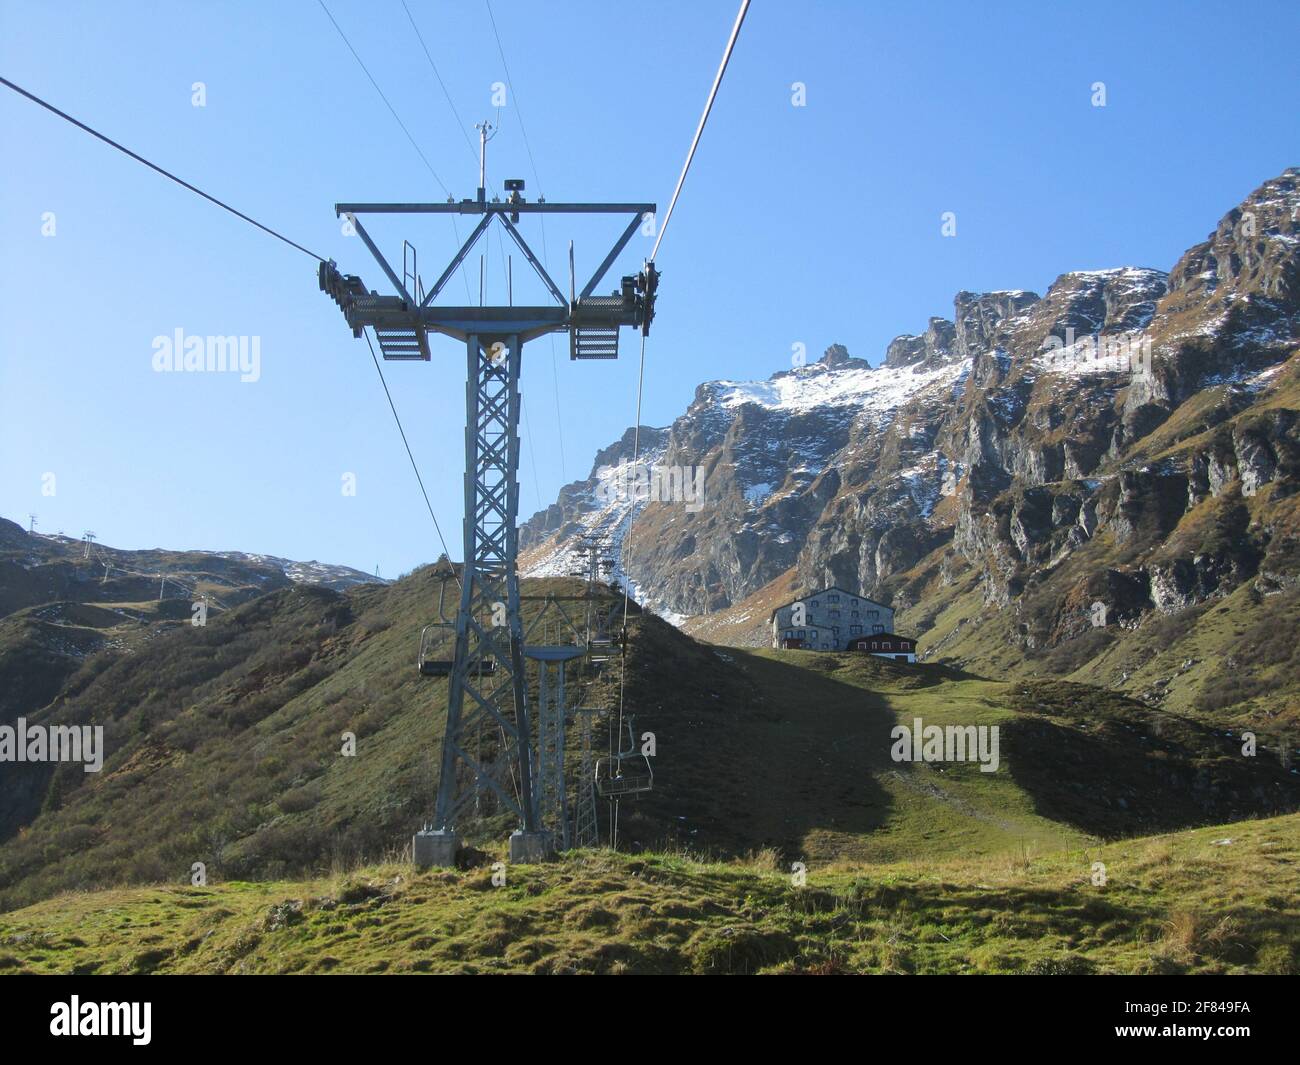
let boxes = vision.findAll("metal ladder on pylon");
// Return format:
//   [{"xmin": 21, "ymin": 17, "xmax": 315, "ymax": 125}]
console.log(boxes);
[
  {"xmin": 569, "ymin": 296, "xmax": 623, "ymax": 359},
  {"xmin": 374, "ymin": 242, "xmax": 432, "ymax": 360}
]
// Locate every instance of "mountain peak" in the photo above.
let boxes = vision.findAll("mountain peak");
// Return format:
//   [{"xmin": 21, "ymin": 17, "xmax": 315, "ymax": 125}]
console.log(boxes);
[
  {"xmin": 819, "ymin": 343, "xmax": 866, "ymax": 369},
  {"xmin": 885, "ymin": 316, "xmax": 959, "ymax": 369},
  {"xmin": 1164, "ymin": 166, "xmax": 1300, "ymax": 314}
]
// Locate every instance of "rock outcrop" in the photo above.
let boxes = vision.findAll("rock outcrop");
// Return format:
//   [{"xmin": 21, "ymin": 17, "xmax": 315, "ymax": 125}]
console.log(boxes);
[{"xmin": 521, "ymin": 171, "xmax": 1300, "ymax": 661}]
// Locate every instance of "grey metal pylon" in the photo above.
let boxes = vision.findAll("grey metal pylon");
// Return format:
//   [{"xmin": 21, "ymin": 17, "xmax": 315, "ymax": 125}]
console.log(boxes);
[
  {"xmin": 527, "ymin": 648, "xmax": 582, "ymax": 849},
  {"xmin": 320, "ymin": 176, "xmax": 658, "ymax": 864},
  {"xmin": 435, "ymin": 333, "xmax": 536, "ymax": 830},
  {"xmin": 522, "ymin": 594, "xmax": 588, "ymax": 850}
]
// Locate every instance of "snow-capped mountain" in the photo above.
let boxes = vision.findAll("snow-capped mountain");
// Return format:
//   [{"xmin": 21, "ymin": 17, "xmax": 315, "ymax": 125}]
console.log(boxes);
[
  {"xmin": 0, "ymin": 519, "xmax": 386, "ymax": 623},
  {"xmin": 521, "ymin": 169, "xmax": 1300, "ymax": 712},
  {"xmin": 215, "ymin": 552, "xmax": 386, "ymax": 591}
]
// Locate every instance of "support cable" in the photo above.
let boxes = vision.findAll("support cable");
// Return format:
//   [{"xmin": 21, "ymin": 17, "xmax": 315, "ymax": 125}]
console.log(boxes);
[
  {"xmin": 482, "ymin": 0, "xmax": 543, "ymax": 201},
  {"xmin": 0, "ymin": 75, "xmax": 324, "ymax": 262},
  {"xmin": 319, "ymin": 2, "xmax": 474, "ymax": 302},
  {"xmin": 364, "ymin": 329, "xmax": 461, "ymax": 588},
  {"xmin": 400, "ymin": 0, "xmax": 478, "ymax": 163},
  {"xmin": 318, "ymin": 0, "xmax": 450, "ymax": 196},
  {"xmin": 612, "ymin": 0, "xmax": 751, "ymax": 849},
  {"xmin": 483, "ymin": 0, "xmax": 568, "ymax": 480},
  {"xmin": 650, "ymin": 0, "xmax": 750, "ymax": 262}
]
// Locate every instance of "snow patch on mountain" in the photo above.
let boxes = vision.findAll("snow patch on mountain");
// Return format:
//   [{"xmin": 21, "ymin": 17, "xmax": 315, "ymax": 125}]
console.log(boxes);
[
  {"xmin": 712, "ymin": 357, "xmax": 973, "ymax": 419},
  {"xmin": 520, "ymin": 442, "xmax": 690, "ymax": 621},
  {"xmin": 216, "ymin": 552, "xmax": 385, "ymax": 590}
]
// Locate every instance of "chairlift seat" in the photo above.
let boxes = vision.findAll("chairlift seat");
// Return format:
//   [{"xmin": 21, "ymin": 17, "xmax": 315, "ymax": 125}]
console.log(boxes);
[
  {"xmin": 595, "ymin": 754, "xmax": 653, "ymax": 797},
  {"xmin": 418, "ymin": 623, "xmax": 455, "ymax": 677}
]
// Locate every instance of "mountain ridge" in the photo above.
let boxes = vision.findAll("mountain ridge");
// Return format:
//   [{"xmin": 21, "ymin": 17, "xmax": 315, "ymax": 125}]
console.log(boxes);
[
  {"xmin": 521, "ymin": 168, "xmax": 1300, "ymax": 729},
  {"xmin": 0, "ymin": 516, "xmax": 387, "ymax": 730}
]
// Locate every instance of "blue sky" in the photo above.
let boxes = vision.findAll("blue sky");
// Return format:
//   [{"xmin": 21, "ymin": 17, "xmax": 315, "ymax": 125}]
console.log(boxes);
[{"xmin": 2, "ymin": 0, "xmax": 1297, "ymax": 576}]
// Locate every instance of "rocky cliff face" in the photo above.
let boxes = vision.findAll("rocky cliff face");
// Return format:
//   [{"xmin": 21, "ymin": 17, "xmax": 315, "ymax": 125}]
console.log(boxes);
[{"xmin": 521, "ymin": 171, "xmax": 1300, "ymax": 700}]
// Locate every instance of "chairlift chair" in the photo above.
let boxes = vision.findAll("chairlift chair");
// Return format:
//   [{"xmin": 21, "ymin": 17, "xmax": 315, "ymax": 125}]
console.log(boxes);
[
  {"xmin": 595, "ymin": 716, "xmax": 653, "ymax": 797},
  {"xmin": 418, "ymin": 623, "xmax": 456, "ymax": 677},
  {"xmin": 417, "ymin": 568, "xmax": 497, "ymax": 676},
  {"xmin": 587, "ymin": 619, "xmax": 624, "ymax": 664}
]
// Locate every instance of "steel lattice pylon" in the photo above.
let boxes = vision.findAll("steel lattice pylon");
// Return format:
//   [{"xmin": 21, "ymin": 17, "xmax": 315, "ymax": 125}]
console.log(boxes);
[
  {"xmin": 319, "ymin": 178, "xmax": 657, "ymax": 865},
  {"xmin": 528, "ymin": 650, "xmax": 579, "ymax": 849},
  {"xmin": 435, "ymin": 334, "xmax": 535, "ymax": 830},
  {"xmin": 521, "ymin": 594, "xmax": 593, "ymax": 849}
]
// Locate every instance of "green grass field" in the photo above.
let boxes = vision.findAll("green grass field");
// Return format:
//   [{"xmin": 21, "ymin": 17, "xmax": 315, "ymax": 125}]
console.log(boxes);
[
  {"xmin": 3, "ymin": 564, "xmax": 1297, "ymax": 974},
  {"xmin": 2, "ymin": 812, "xmax": 1296, "ymax": 974}
]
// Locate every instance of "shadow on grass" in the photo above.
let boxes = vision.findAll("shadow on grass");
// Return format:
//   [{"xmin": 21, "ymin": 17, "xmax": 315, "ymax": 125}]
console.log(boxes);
[{"xmin": 616, "ymin": 636, "xmax": 899, "ymax": 860}]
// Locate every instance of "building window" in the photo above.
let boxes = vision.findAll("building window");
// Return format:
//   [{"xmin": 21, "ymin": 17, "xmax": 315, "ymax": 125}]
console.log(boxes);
[
  {"xmin": 828, "ymin": 594, "xmax": 840, "ymax": 603},
  {"xmin": 871, "ymin": 641, "xmax": 878, "ymax": 650},
  {"xmin": 850, "ymin": 625, "xmax": 861, "ymax": 635},
  {"xmin": 811, "ymin": 599, "xmax": 819, "ymax": 607},
  {"xmin": 867, "ymin": 610, "xmax": 878, "ymax": 619},
  {"xmin": 873, "ymin": 624, "xmax": 884, "ymax": 634},
  {"xmin": 784, "ymin": 630, "xmax": 793, "ymax": 638},
  {"xmin": 809, "ymin": 629, "xmax": 817, "ymax": 638}
]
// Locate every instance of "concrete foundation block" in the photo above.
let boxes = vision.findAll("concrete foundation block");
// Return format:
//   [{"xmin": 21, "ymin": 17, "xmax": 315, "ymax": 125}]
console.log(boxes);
[
  {"xmin": 508, "ymin": 830, "xmax": 552, "ymax": 863},
  {"xmin": 412, "ymin": 829, "xmax": 458, "ymax": 869}
]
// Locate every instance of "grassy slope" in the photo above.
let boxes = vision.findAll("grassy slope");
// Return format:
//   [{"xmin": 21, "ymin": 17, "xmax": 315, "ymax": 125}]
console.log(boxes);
[
  {"xmin": 913, "ymin": 359, "xmax": 1300, "ymax": 730},
  {"xmin": 2, "ymin": 812, "xmax": 1296, "ymax": 974},
  {"xmin": 0, "ymin": 583, "xmax": 281, "ymax": 731},
  {"xmin": 896, "ymin": 500, "xmax": 1300, "ymax": 739},
  {"xmin": 663, "ymin": 647, "xmax": 1088, "ymax": 864},
  {"xmin": 646, "ymin": 648, "xmax": 1298, "ymax": 862},
  {"xmin": 4, "ymin": 562, "xmax": 1297, "ymax": 913}
]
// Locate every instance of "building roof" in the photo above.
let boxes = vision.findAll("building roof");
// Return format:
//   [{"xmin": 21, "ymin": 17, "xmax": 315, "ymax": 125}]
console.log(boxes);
[
  {"xmin": 768, "ymin": 586, "xmax": 893, "ymax": 622},
  {"xmin": 847, "ymin": 631, "xmax": 915, "ymax": 644}
]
